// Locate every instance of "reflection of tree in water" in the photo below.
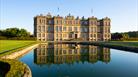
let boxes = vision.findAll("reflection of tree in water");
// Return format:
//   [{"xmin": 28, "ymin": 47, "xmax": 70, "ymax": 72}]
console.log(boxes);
[{"xmin": 34, "ymin": 43, "xmax": 110, "ymax": 65}]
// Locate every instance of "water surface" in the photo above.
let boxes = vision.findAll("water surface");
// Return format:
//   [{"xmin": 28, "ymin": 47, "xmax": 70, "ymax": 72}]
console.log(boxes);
[{"xmin": 19, "ymin": 43, "xmax": 138, "ymax": 77}]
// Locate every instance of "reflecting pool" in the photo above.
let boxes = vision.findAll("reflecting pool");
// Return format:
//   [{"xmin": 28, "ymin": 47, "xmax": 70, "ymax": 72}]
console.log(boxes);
[{"xmin": 19, "ymin": 43, "xmax": 138, "ymax": 77}]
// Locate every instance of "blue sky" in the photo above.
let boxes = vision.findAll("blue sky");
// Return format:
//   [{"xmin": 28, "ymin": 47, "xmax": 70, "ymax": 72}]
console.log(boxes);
[{"xmin": 0, "ymin": 0, "xmax": 138, "ymax": 34}]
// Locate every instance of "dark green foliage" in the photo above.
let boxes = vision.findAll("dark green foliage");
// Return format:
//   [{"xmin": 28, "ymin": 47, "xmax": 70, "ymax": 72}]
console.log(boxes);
[
  {"xmin": 127, "ymin": 31, "xmax": 138, "ymax": 38},
  {"xmin": 111, "ymin": 31, "xmax": 138, "ymax": 41},
  {"xmin": 0, "ymin": 28, "xmax": 29, "ymax": 37},
  {"xmin": 0, "ymin": 27, "xmax": 36, "ymax": 40},
  {"xmin": 111, "ymin": 33, "xmax": 123, "ymax": 40}
]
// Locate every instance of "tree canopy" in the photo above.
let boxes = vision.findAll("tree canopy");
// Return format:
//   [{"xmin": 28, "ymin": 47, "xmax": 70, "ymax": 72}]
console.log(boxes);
[
  {"xmin": 0, "ymin": 27, "xmax": 35, "ymax": 40},
  {"xmin": 0, "ymin": 28, "xmax": 30, "ymax": 37},
  {"xmin": 111, "ymin": 31, "xmax": 138, "ymax": 41}
]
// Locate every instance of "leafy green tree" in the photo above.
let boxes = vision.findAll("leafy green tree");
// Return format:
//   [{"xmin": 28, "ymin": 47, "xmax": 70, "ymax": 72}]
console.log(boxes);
[
  {"xmin": 4, "ymin": 28, "xmax": 19, "ymax": 37},
  {"xmin": 111, "ymin": 33, "xmax": 123, "ymax": 40},
  {"xmin": 17, "ymin": 29, "xmax": 30, "ymax": 37},
  {"xmin": 0, "ymin": 30, "xmax": 3, "ymax": 36},
  {"xmin": 122, "ymin": 33, "xmax": 129, "ymax": 40}
]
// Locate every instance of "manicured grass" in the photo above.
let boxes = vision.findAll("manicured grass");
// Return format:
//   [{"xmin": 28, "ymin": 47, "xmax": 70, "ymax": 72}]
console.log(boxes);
[
  {"xmin": 0, "ymin": 40, "xmax": 36, "ymax": 53},
  {"xmin": 0, "ymin": 40, "xmax": 37, "ymax": 57},
  {"xmin": 0, "ymin": 40, "xmax": 34, "ymax": 77}
]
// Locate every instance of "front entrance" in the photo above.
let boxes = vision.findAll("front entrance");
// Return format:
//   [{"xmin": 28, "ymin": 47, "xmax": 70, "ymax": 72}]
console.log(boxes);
[{"xmin": 75, "ymin": 34, "xmax": 77, "ymax": 39}]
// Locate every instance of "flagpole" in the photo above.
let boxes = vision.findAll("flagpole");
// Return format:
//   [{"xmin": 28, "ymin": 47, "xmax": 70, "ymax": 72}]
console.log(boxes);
[
  {"xmin": 91, "ymin": 9, "xmax": 93, "ymax": 16},
  {"xmin": 58, "ymin": 7, "xmax": 59, "ymax": 15}
]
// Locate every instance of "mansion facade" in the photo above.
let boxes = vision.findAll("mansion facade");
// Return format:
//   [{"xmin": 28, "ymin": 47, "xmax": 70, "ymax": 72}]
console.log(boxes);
[{"xmin": 34, "ymin": 13, "xmax": 111, "ymax": 41}]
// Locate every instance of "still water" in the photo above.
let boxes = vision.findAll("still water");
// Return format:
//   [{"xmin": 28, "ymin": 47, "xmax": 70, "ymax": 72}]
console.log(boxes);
[{"xmin": 19, "ymin": 43, "xmax": 138, "ymax": 77}]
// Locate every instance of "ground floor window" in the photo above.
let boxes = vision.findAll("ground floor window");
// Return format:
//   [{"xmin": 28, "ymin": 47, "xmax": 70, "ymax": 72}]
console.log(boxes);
[{"xmin": 69, "ymin": 34, "xmax": 72, "ymax": 38}]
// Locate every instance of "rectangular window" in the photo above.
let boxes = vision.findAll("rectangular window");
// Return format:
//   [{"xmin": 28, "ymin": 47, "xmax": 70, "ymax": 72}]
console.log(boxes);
[
  {"xmin": 97, "ymin": 27, "xmax": 100, "ymax": 32},
  {"xmin": 54, "ymin": 20, "xmax": 57, "ymax": 24},
  {"xmin": 69, "ymin": 34, "xmax": 72, "ymax": 38},
  {"xmin": 97, "ymin": 22, "xmax": 100, "ymax": 25},
  {"xmin": 63, "ymin": 50, "xmax": 66, "ymax": 54},
  {"xmin": 108, "ymin": 22, "xmax": 110, "ymax": 26},
  {"xmin": 91, "ymin": 34, "xmax": 93, "ymax": 37},
  {"xmin": 108, "ymin": 34, "xmax": 110, "ymax": 37},
  {"xmin": 84, "ymin": 21, "xmax": 87, "ymax": 25},
  {"xmin": 74, "ymin": 27, "xmax": 77, "ymax": 32},
  {"xmin": 94, "ymin": 27, "xmax": 96, "ymax": 32},
  {"xmin": 59, "ymin": 26, "xmax": 62, "ymax": 32},
  {"xmin": 63, "ymin": 27, "xmax": 66, "ymax": 31},
  {"xmin": 56, "ymin": 34, "xmax": 58, "ymax": 37},
  {"xmin": 105, "ymin": 28, "xmax": 107, "ymax": 33},
  {"xmin": 81, "ymin": 27, "xmax": 84, "ymax": 32},
  {"xmin": 63, "ymin": 34, "xmax": 66, "ymax": 37},
  {"xmin": 42, "ymin": 26, "xmax": 45, "ymax": 32},
  {"xmin": 69, "ymin": 27, "xmax": 72, "ymax": 31},
  {"xmin": 84, "ymin": 34, "xmax": 87, "ymax": 38},
  {"xmin": 69, "ymin": 50, "xmax": 72, "ymax": 54},
  {"xmin": 95, "ymin": 21, "xmax": 97, "ymax": 25},
  {"xmin": 38, "ymin": 34, "xmax": 41, "ymax": 37},
  {"xmin": 105, "ymin": 34, "xmax": 107, "ymax": 37},
  {"xmin": 60, "ymin": 34, "xmax": 62, "ymax": 37},
  {"xmin": 74, "ymin": 21, "xmax": 75, "ymax": 24},
  {"xmin": 57, "ymin": 20, "xmax": 58, "ymax": 24},
  {"xmin": 104, "ymin": 22, "xmax": 107, "ymax": 26},
  {"xmin": 47, "ymin": 26, "xmax": 51, "ymax": 32},
  {"xmin": 91, "ymin": 21, "xmax": 93, "ymax": 25},
  {"xmin": 48, "ymin": 20, "xmax": 51, "ymax": 24},
  {"xmin": 38, "ymin": 26, "xmax": 41, "ymax": 32},
  {"xmin": 60, "ymin": 20, "xmax": 62, "ymax": 24},
  {"xmin": 91, "ymin": 27, "xmax": 93, "ymax": 32},
  {"xmin": 98, "ymin": 34, "xmax": 100, "ymax": 38},
  {"xmin": 39, "ymin": 19, "xmax": 41, "ymax": 23},
  {"xmin": 42, "ymin": 34, "xmax": 45, "ymax": 37},
  {"xmin": 84, "ymin": 28, "xmax": 88, "ymax": 32},
  {"xmin": 108, "ymin": 28, "xmax": 110, "ymax": 33},
  {"xmin": 56, "ymin": 26, "xmax": 58, "ymax": 32},
  {"xmin": 94, "ymin": 34, "xmax": 96, "ymax": 38},
  {"xmin": 76, "ymin": 21, "xmax": 78, "ymax": 24}
]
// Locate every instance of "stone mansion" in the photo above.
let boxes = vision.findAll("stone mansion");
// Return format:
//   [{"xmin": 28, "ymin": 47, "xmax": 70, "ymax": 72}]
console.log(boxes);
[{"xmin": 34, "ymin": 13, "xmax": 111, "ymax": 41}]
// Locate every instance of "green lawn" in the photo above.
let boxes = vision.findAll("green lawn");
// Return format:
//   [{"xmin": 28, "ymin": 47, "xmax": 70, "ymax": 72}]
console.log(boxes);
[
  {"xmin": 0, "ymin": 40, "xmax": 36, "ymax": 53},
  {"xmin": 0, "ymin": 40, "xmax": 35, "ymax": 76}
]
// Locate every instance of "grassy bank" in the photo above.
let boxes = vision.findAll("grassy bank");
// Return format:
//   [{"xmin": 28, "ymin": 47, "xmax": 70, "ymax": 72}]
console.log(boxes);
[
  {"xmin": 0, "ymin": 40, "xmax": 37, "ymax": 57},
  {"xmin": 0, "ymin": 59, "xmax": 31, "ymax": 77},
  {"xmin": 0, "ymin": 40, "xmax": 34, "ymax": 77}
]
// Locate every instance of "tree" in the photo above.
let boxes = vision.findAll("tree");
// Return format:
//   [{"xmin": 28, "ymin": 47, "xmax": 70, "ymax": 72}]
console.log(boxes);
[
  {"xmin": 4, "ymin": 28, "xmax": 19, "ymax": 37},
  {"xmin": 0, "ymin": 27, "xmax": 36, "ymax": 40},
  {"xmin": 0, "ymin": 30, "xmax": 3, "ymax": 36},
  {"xmin": 111, "ymin": 33, "xmax": 123, "ymax": 40},
  {"xmin": 122, "ymin": 33, "xmax": 129, "ymax": 40},
  {"xmin": 17, "ymin": 29, "xmax": 30, "ymax": 37},
  {"xmin": 1, "ymin": 28, "xmax": 30, "ymax": 38}
]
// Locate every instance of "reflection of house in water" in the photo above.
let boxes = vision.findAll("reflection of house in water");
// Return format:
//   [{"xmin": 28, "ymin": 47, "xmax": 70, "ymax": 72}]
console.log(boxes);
[{"xmin": 34, "ymin": 44, "xmax": 110, "ymax": 64}]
